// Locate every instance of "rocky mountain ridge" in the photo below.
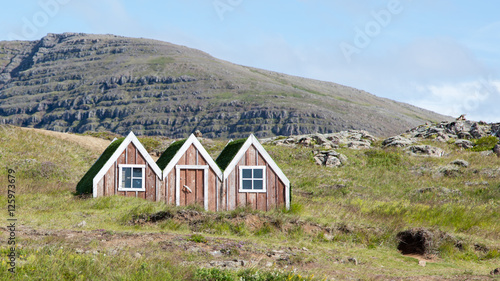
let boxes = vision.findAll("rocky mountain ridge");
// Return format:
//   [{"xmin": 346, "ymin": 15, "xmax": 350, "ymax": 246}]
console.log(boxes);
[{"xmin": 0, "ymin": 32, "xmax": 452, "ymax": 138}]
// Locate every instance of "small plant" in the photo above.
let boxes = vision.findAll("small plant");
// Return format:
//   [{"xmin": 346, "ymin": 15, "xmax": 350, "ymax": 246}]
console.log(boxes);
[
  {"xmin": 254, "ymin": 223, "xmax": 273, "ymax": 236},
  {"xmin": 470, "ymin": 136, "xmax": 498, "ymax": 152},
  {"xmin": 194, "ymin": 268, "xmax": 234, "ymax": 281},
  {"xmin": 365, "ymin": 149, "xmax": 402, "ymax": 169},
  {"xmin": 188, "ymin": 234, "xmax": 207, "ymax": 243},
  {"xmin": 283, "ymin": 202, "xmax": 304, "ymax": 214}
]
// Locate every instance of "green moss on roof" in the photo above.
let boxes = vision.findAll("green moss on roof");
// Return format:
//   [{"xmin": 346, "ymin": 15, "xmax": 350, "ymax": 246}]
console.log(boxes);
[
  {"xmin": 76, "ymin": 138, "xmax": 125, "ymax": 194},
  {"xmin": 215, "ymin": 138, "xmax": 247, "ymax": 171},
  {"xmin": 156, "ymin": 139, "xmax": 187, "ymax": 170}
]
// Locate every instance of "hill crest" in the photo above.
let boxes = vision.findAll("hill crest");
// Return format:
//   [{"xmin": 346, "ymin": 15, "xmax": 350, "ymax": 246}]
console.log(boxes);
[{"xmin": 0, "ymin": 32, "xmax": 452, "ymax": 138}]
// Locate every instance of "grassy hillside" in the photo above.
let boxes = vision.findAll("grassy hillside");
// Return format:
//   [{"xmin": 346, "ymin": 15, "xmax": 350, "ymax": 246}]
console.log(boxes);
[
  {"xmin": 0, "ymin": 125, "xmax": 499, "ymax": 280},
  {"xmin": 0, "ymin": 33, "xmax": 452, "ymax": 138}
]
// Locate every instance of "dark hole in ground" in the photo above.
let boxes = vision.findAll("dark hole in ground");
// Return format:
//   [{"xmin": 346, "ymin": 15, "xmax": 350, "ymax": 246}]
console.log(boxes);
[{"xmin": 397, "ymin": 229, "xmax": 430, "ymax": 255}]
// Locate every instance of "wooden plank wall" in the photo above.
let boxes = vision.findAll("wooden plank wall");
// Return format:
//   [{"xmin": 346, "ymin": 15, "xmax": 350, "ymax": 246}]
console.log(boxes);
[
  {"xmin": 223, "ymin": 144, "xmax": 285, "ymax": 211},
  {"xmin": 97, "ymin": 142, "xmax": 160, "ymax": 201},
  {"xmin": 163, "ymin": 144, "xmax": 221, "ymax": 211}
]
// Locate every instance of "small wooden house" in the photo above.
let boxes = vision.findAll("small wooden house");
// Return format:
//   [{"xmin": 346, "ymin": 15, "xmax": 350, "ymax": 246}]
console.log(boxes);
[
  {"xmin": 76, "ymin": 132, "xmax": 163, "ymax": 200},
  {"xmin": 77, "ymin": 132, "xmax": 290, "ymax": 212},
  {"xmin": 156, "ymin": 134, "xmax": 223, "ymax": 211},
  {"xmin": 215, "ymin": 134, "xmax": 290, "ymax": 211}
]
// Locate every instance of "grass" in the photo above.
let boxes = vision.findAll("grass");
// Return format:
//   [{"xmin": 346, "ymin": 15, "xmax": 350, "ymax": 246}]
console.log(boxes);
[{"xmin": 1, "ymin": 125, "xmax": 499, "ymax": 279}]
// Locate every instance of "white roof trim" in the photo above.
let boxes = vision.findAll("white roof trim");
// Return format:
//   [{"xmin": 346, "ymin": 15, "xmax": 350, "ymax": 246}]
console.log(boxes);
[
  {"xmin": 161, "ymin": 134, "xmax": 223, "ymax": 180},
  {"xmin": 222, "ymin": 134, "xmax": 290, "ymax": 209},
  {"xmin": 222, "ymin": 134, "xmax": 290, "ymax": 187},
  {"xmin": 92, "ymin": 132, "xmax": 162, "ymax": 197}
]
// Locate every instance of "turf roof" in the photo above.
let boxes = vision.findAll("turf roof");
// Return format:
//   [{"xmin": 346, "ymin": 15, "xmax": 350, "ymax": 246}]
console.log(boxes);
[
  {"xmin": 215, "ymin": 138, "xmax": 247, "ymax": 171},
  {"xmin": 76, "ymin": 137, "xmax": 125, "ymax": 194},
  {"xmin": 156, "ymin": 139, "xmax": 187, "ymax": 170}
]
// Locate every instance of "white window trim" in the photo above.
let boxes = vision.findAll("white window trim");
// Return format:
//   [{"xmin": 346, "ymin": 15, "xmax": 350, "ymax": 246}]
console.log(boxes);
[
  {"xmin": 118, "ymin": 164, "xmax": 146, "ymax": 192},
  {"xmin": 239, "ymin": 166, "xmax": 266, "ymax": 193}
]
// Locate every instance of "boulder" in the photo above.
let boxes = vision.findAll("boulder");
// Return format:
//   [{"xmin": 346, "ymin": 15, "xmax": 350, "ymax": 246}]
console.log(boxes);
[
  {"xmin": 347, "ymin": 140, "xmax": 371, "ymax": 149},
  {"xmin": 437, "ymin": 165, "xmax": 462, "ymax": 177},
  {"xmin": 406, "ymin": 145, "xmax": 445, "ymax": 157},
  {"xmin": 314, "ymin": 150, "xmax": 348, "ymax": 168},
  {"xmin": 455, "ymin": 139, "xmax": 473, "ymax": 149},
  {"xmin": 450, "ymin": 159, "xmax": 469, "ymax": 168},
  {"xmin": 494, "ymin": 144, "xmax": 500, "ymax": 157},
  {"xmin": 382, "ymin": 135, "xmax": 414, "ymax": 148}
]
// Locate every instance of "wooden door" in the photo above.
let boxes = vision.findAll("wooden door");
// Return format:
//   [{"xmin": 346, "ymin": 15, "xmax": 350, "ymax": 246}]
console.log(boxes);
[{"xmin": 178, "ymin": 167, "xmax": 207, "ymax": 208}]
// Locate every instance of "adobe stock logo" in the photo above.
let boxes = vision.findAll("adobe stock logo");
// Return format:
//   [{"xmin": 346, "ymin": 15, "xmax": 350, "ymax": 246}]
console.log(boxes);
[
  {"xmin": 213, "ymin": 0, "xmax": 243, "ymax": 21},
  {"xmin": 340, "ymin": 0, "xmax": 405, "ymax": 63},
  {"xmin": 8, "ymin": 0, "xmax": 73, "ymax": 41}
]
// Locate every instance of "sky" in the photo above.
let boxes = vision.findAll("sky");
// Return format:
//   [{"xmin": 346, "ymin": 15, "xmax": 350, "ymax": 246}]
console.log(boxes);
[{"xmin": 1, "ymin": 0, "xmax": 500, "ymax": 122}]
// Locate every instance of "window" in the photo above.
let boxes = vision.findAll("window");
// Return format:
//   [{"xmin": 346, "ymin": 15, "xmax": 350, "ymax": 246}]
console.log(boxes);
[
  {"xmin": 239, "ymin": 166, "xmax": 266, "ymax": 192},
  {"xmin": 119, "ymin": 165, "xmax": 145, "ymax": 191}
]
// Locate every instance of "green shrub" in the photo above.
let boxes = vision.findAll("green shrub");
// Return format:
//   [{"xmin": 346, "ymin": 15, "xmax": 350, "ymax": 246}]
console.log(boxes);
[
  {"xmin": 470, "ymin": 136, "xmax": 498, "ymax": 152},
  {"xmin": 188, "ymin": 234, "xmax": 207, "ymax": 243}
]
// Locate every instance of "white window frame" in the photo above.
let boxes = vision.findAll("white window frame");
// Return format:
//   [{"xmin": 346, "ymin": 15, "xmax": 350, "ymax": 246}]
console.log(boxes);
[
  {"xmin": 239, "ymin": 166, "xmax": 266, "ymax": 193},
  {"xmin": 118, "ymin": 164, "xmax": 146, "ymax": 192}
]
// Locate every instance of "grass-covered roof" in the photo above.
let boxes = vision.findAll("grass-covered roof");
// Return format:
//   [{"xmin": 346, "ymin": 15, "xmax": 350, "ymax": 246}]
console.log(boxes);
[
  {"xmin": 215, "ymin": 138, "xmax": 247, "ymax": 171},
  {"xmin": 156, "ymin": 139, "xmax": 187, "ymax": 170},
  {"xmin": 76, "ymin": 138, "xmax": 125, "ymax": 194}
]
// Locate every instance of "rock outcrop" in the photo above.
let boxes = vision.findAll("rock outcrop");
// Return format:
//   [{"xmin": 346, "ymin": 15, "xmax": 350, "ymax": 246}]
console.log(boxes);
[
  {"xmin": 313, "ymin": 150, "xmax": 348, "ymax": 168},
  {"xmin": 263, "ymin": 130, "xmax": 376, "ymax": 149}
]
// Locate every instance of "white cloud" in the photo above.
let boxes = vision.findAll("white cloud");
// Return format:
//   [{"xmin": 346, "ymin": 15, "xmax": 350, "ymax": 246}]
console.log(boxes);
[{"xmin": 411, "ymin": 79, "xmax": 500, "ymax": 122}]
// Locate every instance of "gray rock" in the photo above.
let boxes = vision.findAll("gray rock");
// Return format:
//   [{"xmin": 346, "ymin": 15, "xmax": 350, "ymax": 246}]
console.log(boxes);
[
  {"xmin": 450, "ymin": 159, "xmax": 469, "ymax": 168},
  {"xmin": 347, "ymin": 140, "xmax": 371, "ymax": 149},
  {"xmin": 382, "ymin": 135, "xmax": 414, "ymax": 147},
  {"xmin": 347, "ymin": 257, "xmax": 358, "ymax": 265},
  {"xmin": 464, "ymin": 181, "xmax": 489, "ymax": 186},
  {"xmin": 438, "ymin": 165, "xmax": 462, "ymax": 177},
  {"xmin": 406, "ymin": 145, "xmax": 445, "ymax": 157},
  {"xmin": 494, "ymin": 144, "xmax": 500, "ymax": 157},
  {"xmin": 455, "ymin": 139, "xmax": 473, "ymax": 149},
  {"xmin": 76, "ymin": 220, "xmax": 86, "ymax": 227},
  {"xmin": 480, "ymin": 150, "xmax": 494, "ymax": 157},
  {"xmin": 314, "ymin": 150, "xmax": 348, "ymax": 167}
]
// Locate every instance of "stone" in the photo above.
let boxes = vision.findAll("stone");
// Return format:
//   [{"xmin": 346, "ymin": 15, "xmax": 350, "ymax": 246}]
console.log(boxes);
[
  {"xmin": 455, "ymin": 139, "xmax": 473, "ymax": 149},
  {"xmin": 347, "ymin": 140, "xmax": 371, "ymax": 149},
  {"xmin": 298, "ymin": 137, "xmax": 313, "ymax": 147},
  {"xmin": 494, "ymin": 144, "xmax": 500, "ymax": 157},
  {"xmin": 438, "ymin": 165, "xmax": 462, "ymax": 177},
  {"xmin": 481, "ymin": 151, "xmax": 494, "ymax": 157},
  {"xmin": 464, "ymin": 181, "xmax": 489, "ymax": 186},
  {"xmin": 406, "ymin": 145, "xmax": 444, "ymax": 157},
  {"xmin": 418, "ymin": 260, "xmax": 426, "ymax": 267},
  {"xmin": 347, "ymin": 257, "xmax": 358, "ymax": 265},
  {"xmin": 313, "ymin": 150, "xmax": 348, "ymax": 167},
  {"xmin": 382, "ymin": 135, "xmax": 414, "ymax": 147},
  {"xmin": 450, "ymin": 159, "xmax": 469, "ymax": 168},
  {"xmin": 210, "ymin": 250, "xmax": 222, "ymax": 257},
  {"xmin": 134, "ymin": 253, "xmax": 142, "ymax": 258},
  {"xmin": 76, "ymin": 220, "xmax": 86, "ymax": 227}
]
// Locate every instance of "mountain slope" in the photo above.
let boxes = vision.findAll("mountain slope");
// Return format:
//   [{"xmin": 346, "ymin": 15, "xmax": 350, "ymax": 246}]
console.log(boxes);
[{"xmin": 0, "ymin": 33, "xmax": 451, "ymax": 138}]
